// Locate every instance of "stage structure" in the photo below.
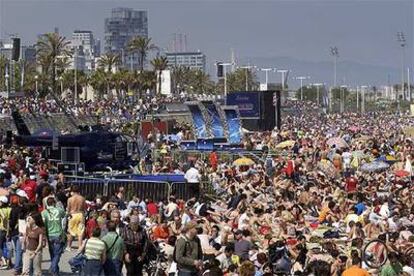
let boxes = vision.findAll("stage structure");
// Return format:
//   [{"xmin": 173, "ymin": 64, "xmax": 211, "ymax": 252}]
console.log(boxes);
[{"xmin": 145, "ymin": 101, "xmax": 244, "ymax": 150}]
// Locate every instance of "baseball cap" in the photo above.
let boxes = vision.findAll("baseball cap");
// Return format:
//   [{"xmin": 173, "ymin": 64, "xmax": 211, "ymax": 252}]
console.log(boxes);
[
  {"xmin": 0, "ymin": 196, "xmax": 8, "ymax": 204},
  {"xmin": 16, "ymin": 190, "xmax": 28, "ymax": 199}
]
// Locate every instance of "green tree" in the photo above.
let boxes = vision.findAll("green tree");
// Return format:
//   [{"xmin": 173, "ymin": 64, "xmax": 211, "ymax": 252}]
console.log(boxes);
[
  {"xmin": 89, "ymin": 69, "xmax": 108, "ymax": 99},
  {"xmin": 61, "ymin": 69, "xmax": 88, "ymax": 98},
  {"xmin": 171, "ymin": 66, "xmax": 216, "ymax": 94},
  {"xmin": 127, "ymin": 36, "xmax": 157, "ymax": 71},
  {"xmin": 36, "ymin": 33, "xmax": 71, "ymax": 96},
  {"xmin": 151, "ymin": 56, "xmax": 168, "ymax": 94},
  {"xmin": 226, "ymin": 68, "xmax": 259, "ymax": 92},
  {"xmin": 98, "ymin": 53, "xmax": 121, "ymax": 72},
  {"xmin": 0, "ymin": 55, "xmax": 7, "ymax": 91},
  {"xmin": 139, "ymin": 70, "xmax": 157, "ymax": 92}
]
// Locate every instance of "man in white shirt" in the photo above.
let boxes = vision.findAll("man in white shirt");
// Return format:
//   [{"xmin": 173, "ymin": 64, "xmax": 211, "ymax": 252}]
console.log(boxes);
[
  {"xmin": 184, "ymin": 164, "xmax": 201, "ymax": 183},
  {"xmin": 185, "ymin": 163, "xmax": 201, "ymax": 198}
]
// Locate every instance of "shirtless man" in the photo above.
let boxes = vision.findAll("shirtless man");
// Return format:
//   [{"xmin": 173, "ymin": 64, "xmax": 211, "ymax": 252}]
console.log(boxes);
[{"xmin": 66, "ymin": 185, "xmax": 86, "ymax": 250}]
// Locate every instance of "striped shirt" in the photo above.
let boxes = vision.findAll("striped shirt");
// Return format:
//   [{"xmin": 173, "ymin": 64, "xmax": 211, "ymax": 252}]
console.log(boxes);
[{"xmin": 84, "ymin": 237, "xmax": 106, "ymax": 260}]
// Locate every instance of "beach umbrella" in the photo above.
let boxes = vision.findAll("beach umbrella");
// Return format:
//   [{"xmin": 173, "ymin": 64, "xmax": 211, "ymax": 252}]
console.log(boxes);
[
  {"xmin": 386, "ymin": 155, "xmax": 397, "ymax": 162},
  {"xmin": 326, "ymin": 137, "xmax": 348, "ymax": 149},
  {"xmin": 275, "ymin": 140, "xmax": 296, "ymax": 149},
  {"xmin": 352, "ymin": 151, "xmax": 366, "ymax": 159},
  {"xmin": 395, "ymin": 169, "xmax": 410, "ymax": 178},
  {"xmin": 360, "ymin": 161, "xmax": 389, "ymax": 172},
  {"xmin": 317, "ymin": 160, "xmax": 336, "ymax": 178},
  {"xmin": 233, "ymin": 157, "xmax": 255, "ymax": 167},
  {"xmin": 349, "ymin": 126, "xmax": 360, "ymax": 133}
]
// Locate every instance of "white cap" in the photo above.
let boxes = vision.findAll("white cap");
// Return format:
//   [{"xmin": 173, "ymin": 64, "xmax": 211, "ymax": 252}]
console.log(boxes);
[
  {"xmin": 0, "ymin": 196, "xmax": 8, "ymax": 204},
  {"xmin": 16, "ymin": 190, "xmax": 28, "ymax": 199}
]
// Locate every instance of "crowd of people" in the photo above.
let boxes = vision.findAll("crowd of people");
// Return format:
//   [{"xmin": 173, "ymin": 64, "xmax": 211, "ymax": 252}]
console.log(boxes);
[{"xmin": 0, "ymin": 99, "xmax": 413, "ymax": 275}]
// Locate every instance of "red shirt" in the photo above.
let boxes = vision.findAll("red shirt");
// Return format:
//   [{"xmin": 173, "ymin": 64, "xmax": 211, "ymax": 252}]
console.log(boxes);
[
  {"xmin": 86, "ymin": 218, "xmax": 98, "ymax": 238},
  {"xmin": 22, "ymin": 179, "xmax": 37, "ymax": 203},
  {"xmin": 209, "ymin": 152, "xmax": 218, "ymax": 170},
  {"xmin": 286, "ymin": 160, "xmax": 295, "ymax": 177},
  {"xmin": 152, "ymin": 225, "xmax": 169, "ymax": 240},
  {"xmin": 345, "ymin": 177, "xmax": 358, "ymax": 193},
  {"xmin": 147, "ymin": 202, "xmax": 158, "ymax": 216}
]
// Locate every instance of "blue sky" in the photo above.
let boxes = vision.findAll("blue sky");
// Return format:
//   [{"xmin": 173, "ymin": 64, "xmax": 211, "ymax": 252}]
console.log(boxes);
[{"xmin": 0, "ymin": 0, "xmax": 413, "ymax": 86}]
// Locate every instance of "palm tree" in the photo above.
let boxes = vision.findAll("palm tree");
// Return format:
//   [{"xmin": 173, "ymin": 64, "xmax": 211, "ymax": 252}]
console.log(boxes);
[
  {"xmin": 36, "ymin": 33, "xmax": 70, "ymax": 95},
  {"xmin": 89, "ymin": 69, "xmax": 108, "ymax": 99},
  {"xmin": 98, "ymin": 53, "xmax": 121, "ymax": 73},
  {"xmin": 151, "ymin": 56, "xmax": 168, "ymax": 94},
  {"xmin": 127, "ymin": 36, "xmax": 157, "ymax": 71},
  {"xmin": 139, "ymin": 71, "xmax": 157, "ymax": 92}
]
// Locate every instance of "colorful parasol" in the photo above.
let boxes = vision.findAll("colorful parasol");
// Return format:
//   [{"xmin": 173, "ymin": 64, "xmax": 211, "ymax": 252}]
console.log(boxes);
[
  {"xmin": 360, "ymin": 161, "xmax": 390, "ymax": 172},
  {"xmin": 275, "ymin": 140, "xmax": 296, "ymax": 149},
  {"xmin": 233, "ymin": 157, "xmax": 255, "ymax": 166},
  {"xmin": 326, "ymin": 137, "xmax": 348, "ymax": 149}
]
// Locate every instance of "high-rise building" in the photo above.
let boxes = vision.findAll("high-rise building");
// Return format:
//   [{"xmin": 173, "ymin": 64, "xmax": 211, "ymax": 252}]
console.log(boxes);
[
  {"xmin": 21, "ymin": 45, "xmax": 36, "ymax": 63},
  {"xmin": 0, "ymin": 41, "xmax": 12, "ymax": 59},
  {"xmin": 166, "ymin": 51, "xmax": 206, "ymax": 72},
  {"xmin": 104, "ymin": 7, "xmax": 148, "ymax": 70},
  {"xmin": 70, "ymin": 30, "xmax": 99, "ymax": 71}
]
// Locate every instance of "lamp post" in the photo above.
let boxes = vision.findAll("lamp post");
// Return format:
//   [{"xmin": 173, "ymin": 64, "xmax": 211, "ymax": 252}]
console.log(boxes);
[
  {"xmin": 34, "ymin": 75, "xmax": 38, "ymax": 95},
  {"xmin": 59, "ymin": 76, "xmax": 63, "ymax": 96},
  {"xmin": 340, "ymin": 85, "xmax": 348, "ymax": 113},
  {"xmin": 277, "ymin": 69, "xmax": 289, "ymax": 91},
  {"xmin": 260, "ymin": 68, "xmax": 275, "ymax": 90},
  {"xmin": 312, "ymin": 83, "xmax": 324, "ymax": 106},
  {"xmin": 397, "ymin": 32, "xmax": 406, "ymax": 102},
  {"xmin": 238, "ymin": 65, "xmax": 256, "ymax": 91},
  {"xmin": 360, "ymin": 85, "xmax": 368, "ymax": 113},
  {"xmin": 220, "ymin": 62, "xmax": 233, "ymax": 103},
  {"xmin": 74, "ymin": 48, "xmax": 78, "ymax": 105},
  {"xmin": 295, "ymin": 76, "xmax": 311, "ymax": 100},
  {"xmin": 5, "ymin": 73, "xmax": 9, "ymax": 95},
  {"xmin": 330, "ymin": 47, "xmax": 339, "ymax": 88},
  {"xmin": 356, "ymin": 86, "xmax": 359, "ymax": 111}
]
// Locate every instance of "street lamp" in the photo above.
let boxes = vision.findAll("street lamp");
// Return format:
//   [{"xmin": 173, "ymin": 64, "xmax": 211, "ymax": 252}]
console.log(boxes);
[
  {"xmin": 59, "ymin": 76, "xmax": 63, "ymax": 96},
  {"xmin": 360, "ymin": 85, "xmax": 368, "ymax": 113},
  {"xmin": 330, "ymin": 46, "xmax": 339, "ymax": 88},
  {"xmin": 34, "ymin": 75, "xmax": 38, "ymax": 94},
  {"xmin": 356, "ymin": 86, "xmax": 359, "ymax": 111},
  {"xmin": 340, "ymin": 85, "xmax": 348, "ymax": 113},
  {"xmin": 5, "ymin": 73, "xmax": 9, "ymax": 94},
  {"xmin": 277, "ymin": 69, "xmax": 289, "ymax": 91},
  {"xmin": 219, "ymin": 62, "xmax": 233, "ymax": 103},
  {"xmin": 260, "ymin": 68, "xmax": 276, "ymax": 90},
  {"xmin": 295, "ymin": 76, "xmax": 311, "ymax": 100},
  {"xmin": 397, "ymin": 32, "xmax": 406, "ymax": 104},
  {"xmin": 312, "ymin": 83, "xmax": 324, "ymax": 106},
  {"xmin": 238, "ymin": 65, "xmax": 256, "ymax": 91}
]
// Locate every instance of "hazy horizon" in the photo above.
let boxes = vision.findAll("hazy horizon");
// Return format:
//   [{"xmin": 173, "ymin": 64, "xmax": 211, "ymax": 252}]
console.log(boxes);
[{"xmin": 0, "ymin": 0, "xmax": 413, "ymax": 86}]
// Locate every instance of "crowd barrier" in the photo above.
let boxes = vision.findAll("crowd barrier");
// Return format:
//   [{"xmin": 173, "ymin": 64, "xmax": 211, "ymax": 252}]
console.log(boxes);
[{"xmin": 64, "ymin": 176, "xmax": 214, "ymax": 202}]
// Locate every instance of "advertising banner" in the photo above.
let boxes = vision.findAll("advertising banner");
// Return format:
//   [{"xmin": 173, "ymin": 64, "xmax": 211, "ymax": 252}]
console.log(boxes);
[{"xmin": 226, "ymin": 92, "xmax": 260, "ymax": 119}]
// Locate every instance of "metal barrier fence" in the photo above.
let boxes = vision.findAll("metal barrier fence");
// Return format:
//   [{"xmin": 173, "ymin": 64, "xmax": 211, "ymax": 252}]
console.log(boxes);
[
  {"xmin": 153, "ymin": 149, "xmax": 280, "ymax": 165},
  {"xmin": 64, "ymin": 176, "xmax": 215, "ymax": 202}
]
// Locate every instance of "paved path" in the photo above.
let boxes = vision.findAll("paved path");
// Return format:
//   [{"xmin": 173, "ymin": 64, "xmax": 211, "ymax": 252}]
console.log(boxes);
[{"xmin": 4, "ymin": 248, "xmax": 77, "ymax": 275}]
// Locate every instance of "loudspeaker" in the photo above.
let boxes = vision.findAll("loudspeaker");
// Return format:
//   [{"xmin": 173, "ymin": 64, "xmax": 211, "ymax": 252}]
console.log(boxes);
[
  {"xmin": 216, "ymin": 62, "xmax": 223, "ymax": 78},
  {"xmin": 275, "ymin": 90, "xmax": 281, "ymax": 130},
  {"xmin": 258, "ymin": 91, "xmax": 277, "ymax": 131},
  {"xmin": 12, "ymin": 38, "xmax": 20, "ymax": 61}
]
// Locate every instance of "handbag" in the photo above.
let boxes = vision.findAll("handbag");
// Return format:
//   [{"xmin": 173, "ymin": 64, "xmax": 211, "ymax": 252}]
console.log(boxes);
[{"xmin": 68, "ymin": 239, "xmax": 88, "ymax": 273}]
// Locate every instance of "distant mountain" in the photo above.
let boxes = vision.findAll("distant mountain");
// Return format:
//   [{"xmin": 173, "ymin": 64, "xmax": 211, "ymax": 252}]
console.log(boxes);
[{"xmin": 241, "ymin": 56, "xmax": 401, "ymax": 89}]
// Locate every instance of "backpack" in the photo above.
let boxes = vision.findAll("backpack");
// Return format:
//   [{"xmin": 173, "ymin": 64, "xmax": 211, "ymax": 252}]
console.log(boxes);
[{"xmin": 173, "ymin": 236, "xmax": 201, "ymax": 263}]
